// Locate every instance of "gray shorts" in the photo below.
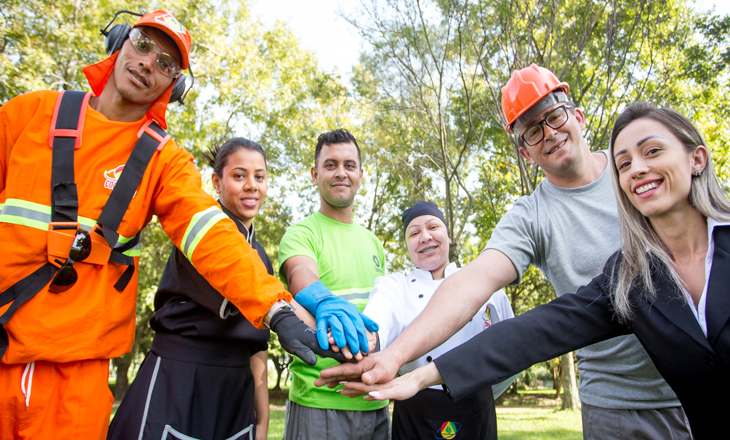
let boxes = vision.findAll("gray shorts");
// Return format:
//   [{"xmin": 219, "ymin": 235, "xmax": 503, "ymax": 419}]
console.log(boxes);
[
  {"xmin": 581, "ymin": 403, "xmax": 693, "ymax": 440},
  {"xmin": 283, "ymin": 400, "xmax": 390, "ymax": 440}
]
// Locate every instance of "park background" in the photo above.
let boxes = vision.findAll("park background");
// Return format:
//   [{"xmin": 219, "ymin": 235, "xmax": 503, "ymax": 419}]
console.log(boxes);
[{"xmin": 2, "ymin": 0, "xmax": 729, "ymax": 437}]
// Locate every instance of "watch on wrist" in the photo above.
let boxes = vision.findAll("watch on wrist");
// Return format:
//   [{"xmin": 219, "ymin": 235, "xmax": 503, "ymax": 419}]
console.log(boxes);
[{"xmin": 263, "ymin": 298, "xmax": 295, "ymax": 328}]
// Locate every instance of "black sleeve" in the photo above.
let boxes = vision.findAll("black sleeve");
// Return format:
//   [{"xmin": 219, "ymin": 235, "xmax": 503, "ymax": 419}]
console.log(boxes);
[
  {"xmin": 434, "ymin": 259, "xmax": 631, "ymax": 401},
  {"xmin": 254, "ymin": 241, "xmax": 275, "ymax": 276},
  {"xmin": 154, "ymin": 247, "xmax": 227, "ymax": 316}
]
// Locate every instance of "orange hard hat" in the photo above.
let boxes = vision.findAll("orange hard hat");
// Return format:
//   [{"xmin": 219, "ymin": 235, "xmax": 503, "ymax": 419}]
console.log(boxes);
[
  {"xmin": 501, "ymin": 64, "xmax": 570, "ymax": 135},
  {"xmin": 134, "ymin": 10, "xmax": 191, "ymax": 70}
]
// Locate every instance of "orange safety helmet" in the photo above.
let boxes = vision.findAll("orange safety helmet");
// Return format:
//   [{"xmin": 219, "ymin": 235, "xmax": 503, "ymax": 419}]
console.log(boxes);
[{"xmin": 501, "ymin": 64, "xmax": 570, "ymax": 135}]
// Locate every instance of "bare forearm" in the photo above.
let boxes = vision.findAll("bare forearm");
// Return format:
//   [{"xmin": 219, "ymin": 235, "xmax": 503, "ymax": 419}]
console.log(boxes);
[
  {"xmin": 251, "ymin": 350, "xmax": 269, "ymax": 439},
  {"xmin": 416, "ymin": 362, "xmax": 444, "ymax": 389},
  {"xmin": 282, "ymin": 256, "xmax": 321, "ymax": 296},
  {"xmin": 385, "ymin": 250, "xmax": 517, "ymax": 365}
]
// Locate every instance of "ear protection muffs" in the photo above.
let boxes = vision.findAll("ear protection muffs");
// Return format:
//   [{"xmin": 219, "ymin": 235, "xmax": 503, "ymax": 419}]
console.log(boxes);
[
  {"xmin": 100, "ymin": 10, "xmax": 194, "ymax": 104},
  {"xmin": 103, "ymin": 22, "xmax": 132, "ymax": 56}
]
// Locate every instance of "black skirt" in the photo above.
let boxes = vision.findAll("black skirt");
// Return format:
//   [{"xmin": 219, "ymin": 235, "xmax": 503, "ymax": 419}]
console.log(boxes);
[{"xmin": 107, "ymin": 336, "xmax": 256, "ymax": 440}]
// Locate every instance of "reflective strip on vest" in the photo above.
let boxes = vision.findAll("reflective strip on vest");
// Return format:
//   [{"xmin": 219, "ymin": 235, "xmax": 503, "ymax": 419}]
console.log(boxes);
[
  {"xmin": 330, "ymin": 288, "xmax": 371, "ymax": 311},
  {"xmin": 0, "ymin": 198, "xmax": 140, "ymax": 254},
  {"xmin": 181, "ymin": 206, "xmax": 227, "ymax": 262}
]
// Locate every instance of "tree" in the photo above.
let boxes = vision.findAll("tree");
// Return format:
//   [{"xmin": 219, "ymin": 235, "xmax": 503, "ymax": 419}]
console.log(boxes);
[
  {"xmin": 268, "ymin": 332, "xmax": 292, "ymax": 391},
  {"xmin": 0, "ymin": 0, "xmax": 152, "ymax": 102},
  {"xmin": 460, "ymin": 0, "xmax": 730, "ymax": 409},
  {"xmin": 0, "ymin": 0, "xmax": 355, "ymax": 397},
  {"xmin": 347, "ymin": 0, "xmax": 730, "ymax": 410},
  {"xmin": 346, "ymin": 0, "xmax": 496, "ymax": 265}
]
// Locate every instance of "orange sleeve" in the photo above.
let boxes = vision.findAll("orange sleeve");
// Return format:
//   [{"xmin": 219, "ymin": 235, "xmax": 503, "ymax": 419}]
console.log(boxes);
[
  {"xmin": 150, "ymin": 144, "xmax": 291, "ymax": 328},
  {"xmin": 0, "ymin": 93, "xmax": 42, "ymax": 196}
]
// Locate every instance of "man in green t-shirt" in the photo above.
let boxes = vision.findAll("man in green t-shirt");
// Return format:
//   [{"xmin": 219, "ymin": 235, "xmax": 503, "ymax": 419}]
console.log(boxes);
[{"xmin": 279, "ymin": 129, "xmax": 389, "ymax": 439}]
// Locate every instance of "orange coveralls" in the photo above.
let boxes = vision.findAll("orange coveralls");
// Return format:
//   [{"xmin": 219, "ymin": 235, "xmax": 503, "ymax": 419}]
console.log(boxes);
[{"xmin": 0, "ymin": 90, "xmax": 291, "ymax": 439}]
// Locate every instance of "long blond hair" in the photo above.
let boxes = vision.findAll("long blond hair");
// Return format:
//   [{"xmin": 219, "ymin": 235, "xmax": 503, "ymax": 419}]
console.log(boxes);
[{"xmin": 608, "ymin": 103, "xmax": 730, "ymax": 321}]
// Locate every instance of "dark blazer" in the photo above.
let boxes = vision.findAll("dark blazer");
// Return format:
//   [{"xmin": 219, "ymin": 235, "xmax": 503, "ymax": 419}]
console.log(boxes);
[{"xmin": 435, "ymin": 225, "xmax": 730, "ymax": 440}]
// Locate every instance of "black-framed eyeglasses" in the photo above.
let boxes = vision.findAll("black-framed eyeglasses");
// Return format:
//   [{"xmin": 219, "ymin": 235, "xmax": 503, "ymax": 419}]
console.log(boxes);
[
  {"xmin": 520, "ymin": 104, "xmax": 574, "ymax": 146},
  {"xmin": 128, "ymin": 28, "xmax": 182, "ymax": 78},
  {"xmin": 49, "ymin": 227, "xmax": 92, "ymax": 293}
]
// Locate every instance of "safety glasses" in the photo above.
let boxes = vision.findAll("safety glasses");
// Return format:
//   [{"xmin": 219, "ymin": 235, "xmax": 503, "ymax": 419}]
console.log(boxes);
[
  {"xmin": 128, "ymin": 28, "xmax": 182, "ymax": 78},
  {"xmin": 49, "ymin": 227, "xmax": 92, "ymax": 293}
]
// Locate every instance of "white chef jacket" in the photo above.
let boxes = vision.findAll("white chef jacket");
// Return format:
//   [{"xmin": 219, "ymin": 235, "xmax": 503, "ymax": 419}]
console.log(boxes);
[{"xmin": 364, "ymin": 262, "xmax": 517, "ymax": 395}]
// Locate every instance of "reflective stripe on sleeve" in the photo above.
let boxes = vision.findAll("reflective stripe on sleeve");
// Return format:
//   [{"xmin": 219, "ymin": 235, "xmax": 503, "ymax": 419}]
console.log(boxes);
[
  {"xmin": 0, "ymin": 198, "xmax": 138, "ymax": 251},
  {"xmin": 181, "ymin": 206, "xmax": 227, "ymax": 262}
]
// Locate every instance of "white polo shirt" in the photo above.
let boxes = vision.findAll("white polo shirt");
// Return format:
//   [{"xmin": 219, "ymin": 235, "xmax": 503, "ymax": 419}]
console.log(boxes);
[{"xmin": 364, "ymin": 262, "xmax": 516, "ymax": 395}]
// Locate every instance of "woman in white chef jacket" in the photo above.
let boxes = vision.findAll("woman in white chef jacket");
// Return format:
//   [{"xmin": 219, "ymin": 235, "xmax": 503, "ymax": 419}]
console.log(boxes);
[{"xmin": 362, "ymin": 201, "xmax": 515, "ymax": 440}]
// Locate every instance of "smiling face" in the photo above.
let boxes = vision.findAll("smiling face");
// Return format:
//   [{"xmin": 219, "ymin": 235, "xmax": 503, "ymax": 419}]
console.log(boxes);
[
  {"xmin": 311, "ymin": 142, "xmax": 363, "ymax": 210},
  {"xmin": 212, "ymin": 148, "xmax": 268, "ymax": 229},
  {"xmin": 518, "ymin": 102, "xmax": 587, "ymax": 179},
  {"xmin": 613, "ymin": 117, "xmax": 707, "ymax": 222},
  {"xmin": 110, "ymin": 26, "xmax": 181, "ymax": 107},
  {"xmin": 405, "ymin": 215, "xmax": 451, "ymax": 279}
]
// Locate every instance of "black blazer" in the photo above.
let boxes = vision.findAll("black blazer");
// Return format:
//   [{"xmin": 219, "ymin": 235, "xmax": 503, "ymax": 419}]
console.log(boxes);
[{"xmin": 435, "ymin": 225, "xmax": 730, "ymax": 440}]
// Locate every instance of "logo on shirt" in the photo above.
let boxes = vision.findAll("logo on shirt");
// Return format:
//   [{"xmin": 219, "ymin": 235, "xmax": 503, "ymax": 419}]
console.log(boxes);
[
  {"xmin": 482, "ymin": 305, "xmax": 492, "ymax": 328},
  {"xmin": 373, "ymin": 255, "xmax": 382, "ymax": 274},
  {"xmin": 103, "ymin": 165, "xmax": 125, "ymax": 190},
  {"xmin": 435, "ymin": 421, "xmax": 461, "ymax": 439}
]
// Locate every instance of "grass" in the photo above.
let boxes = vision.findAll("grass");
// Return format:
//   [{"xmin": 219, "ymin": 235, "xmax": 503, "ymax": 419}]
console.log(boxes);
[
  {"xmin": 496, "ymin": 407, "xmax": 582, "ymax": 440},
  {"xmin": 111, "ymin": 383, "xmax": 581, "ymax": 439},
  {"xmin": 264, "ymin": 389, "xmax": 582, "ymax": 440}
]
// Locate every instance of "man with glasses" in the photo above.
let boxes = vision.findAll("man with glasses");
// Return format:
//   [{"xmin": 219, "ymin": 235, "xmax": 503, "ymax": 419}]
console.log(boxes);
[
  {"xmin": 319, "ymin": 64, "xmax": 691, "ymax": 439},
  {"xmin": 0, "ymin": 10, "xmax": 346, "ymax": 439}
]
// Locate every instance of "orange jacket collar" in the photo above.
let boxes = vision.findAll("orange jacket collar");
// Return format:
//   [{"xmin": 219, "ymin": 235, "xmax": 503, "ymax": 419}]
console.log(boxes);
[{"xmin": 82, "ymin": 53, "xmax": 171, "ymax": 129}]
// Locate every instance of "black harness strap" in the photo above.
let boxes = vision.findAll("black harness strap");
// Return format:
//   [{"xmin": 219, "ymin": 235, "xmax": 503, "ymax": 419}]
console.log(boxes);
[
  {"xmin": 0, "ymin": 91, "xmax": 168, "ymax": 359},
  {"xmin": 0, "ymin": 264, "xmax": 59, "ymax": 354},
  {"xmin": 98, "ymin": 122, "xmax": 164, "ymax": 238},
  {"xmin": 49, "ymin": 90, "xmax": 87, "ymax": 223},
  {"xmin": 98, "ymin": 120, "xmax": 165, "ymax": 291}
]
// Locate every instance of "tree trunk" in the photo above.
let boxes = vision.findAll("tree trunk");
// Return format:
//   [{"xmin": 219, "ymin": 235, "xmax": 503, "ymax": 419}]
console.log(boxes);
[
  {"xmin": 270, "ymin": 353, "xmax": 285, "ymax": 391},
  {"xmin": 560, "ymin": 352, "xmax": 581, "ymax": 410},
  {"xmin": 552, "ymin": 359, "xmax": 563, "ymax": 399},
  {"xmin": 274, "ymin": 365, "xmax": 283, "ymax": 391},
  {"xmin": 112, "ymin": 354, "xmax": 132, "ymax": 401}
]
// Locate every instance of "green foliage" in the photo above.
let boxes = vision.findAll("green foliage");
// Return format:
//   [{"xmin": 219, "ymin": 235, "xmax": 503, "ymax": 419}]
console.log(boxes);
[
  {"xmin": 345, "ymin": 0, "xmax": 730, "ymax": 272},
  {"xmin": 0, "ymin": 0, "xmax": 152, "ymax": 102},
  {"xmin": 6, "ymin": 0, "xmax": 730, "ymax": 406}
]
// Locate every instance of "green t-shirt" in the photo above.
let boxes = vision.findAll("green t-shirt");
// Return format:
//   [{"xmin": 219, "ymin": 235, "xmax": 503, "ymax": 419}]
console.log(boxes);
[{"xmin": 278, "ymin": 211, "xmax": 388, "ymax": 410}]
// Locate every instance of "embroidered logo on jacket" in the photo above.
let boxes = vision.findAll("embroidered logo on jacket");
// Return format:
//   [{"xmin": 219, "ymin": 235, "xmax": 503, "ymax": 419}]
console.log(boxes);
[
  {"xmin": 482, "ymin": 305, "xmax": 492, "ymax": 328},
  {"xmin": 435, "ymin": 421, "xmax": 461, "ymax": 439},
  {"xmin": 103, "ymin": 165, "xmax": 125, "ymax": 190}
]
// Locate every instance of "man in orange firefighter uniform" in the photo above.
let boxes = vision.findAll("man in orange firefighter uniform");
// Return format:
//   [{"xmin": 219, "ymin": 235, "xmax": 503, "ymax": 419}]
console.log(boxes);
[{"xmin": 0, "ymin": 10, "xmax": 361, "ymax": 439}]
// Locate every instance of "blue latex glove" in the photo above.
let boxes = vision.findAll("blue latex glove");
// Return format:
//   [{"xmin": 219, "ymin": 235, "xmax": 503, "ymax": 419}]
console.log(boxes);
[{"xmin": 296, "ymin": 281, "xmax": 379, "ymax": 353}]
